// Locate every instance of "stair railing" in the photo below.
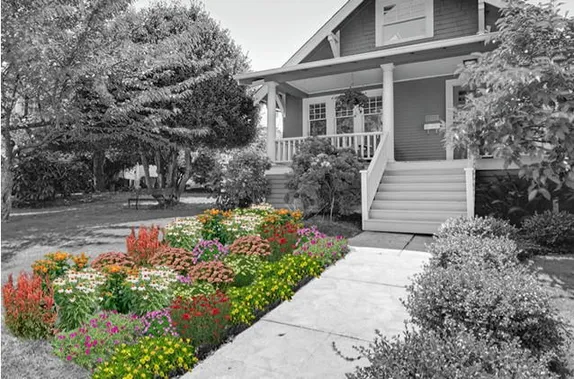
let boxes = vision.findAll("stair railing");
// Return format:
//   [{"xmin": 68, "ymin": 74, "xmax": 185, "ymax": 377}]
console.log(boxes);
[
  {"xmin": 360, "ymin": 131, "xmax": 391, "ymax": 229},
  {"xmin": 465, "ymin": 151, "xmax": 476, "ymax": 218}
]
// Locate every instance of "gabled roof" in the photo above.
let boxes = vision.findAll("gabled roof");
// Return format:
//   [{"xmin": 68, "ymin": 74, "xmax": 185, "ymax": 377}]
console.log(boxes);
[{"xmin": 283, "ymin": 0, "xmax": 364, "ymax": 67}]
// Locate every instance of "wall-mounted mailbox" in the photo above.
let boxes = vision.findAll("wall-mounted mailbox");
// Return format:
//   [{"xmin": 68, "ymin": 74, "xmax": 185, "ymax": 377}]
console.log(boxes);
[{"xmin": 423, "ymin": 115, "xmax": 443, "ymax": 133}]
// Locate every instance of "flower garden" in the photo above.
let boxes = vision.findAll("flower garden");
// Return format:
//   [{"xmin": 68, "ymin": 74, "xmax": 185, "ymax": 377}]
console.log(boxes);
[{"xmin": 2, "ymin": 204, "xmax": 349, "ymax": 378}]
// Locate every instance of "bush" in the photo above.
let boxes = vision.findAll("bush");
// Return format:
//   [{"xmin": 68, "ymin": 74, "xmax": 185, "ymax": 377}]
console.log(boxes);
[
  {"xmin": 126, "ymin": 226, "xmax": 163, "ymax": 266},
  {"xmin": 405, "ymin": 262, "xmax": 564, "ymax": 356},
  {"xmin": 2, "ymin": 272, "xmax": 56, "ymax": 339},
  {"xmin": 186, "ymin": 261, "xmax": 235, "ymax": 287},
  {"xmin": 90, "ymin": 252, "xmax": 135, "ymax": 271},
  {"xmin": 52, "ymin": 312, "xmax": 142, "ymax": 370},
  {"xmin": 287, "ymin": 138, "xmax": 362, "ymax": 219},
  {"xmin": 436, "ymin": 216, "xmax": 518, "ymax": 239},
  {"xmin": 197, "ymin": 209, "xmax": 233, "ymax": 244},
  {"xmin": 223, "ymin": 255, "xmax": 262, "ymax": 287},
  {"xmin": 209, "ymin": 150, "xmax": 271, "ymax": 209},
  {"xmin": 191, "ymin": 239, "xmax": 228, "ymax": 263},
  {"xmin": 164, "ymin": 217, "xmax": 203, "ymax": 251},
  {"xmin": 99, "ymin": 265, "xmax": 131, "ymax": 313},
  {"xmin": 170, "ymin": 291, "xmax": 231, "ymax": 347},
  {"xmin": 521, "ymin": 211, "xmax": 574, "ymax": 250},
  {"xmin": 427, "ymin": 234, "xmax": 521, "ymax": 269},
  {"xmin": 228, "ymin": 235, "xmax": 271, "ymax": 257},
  {"xmin": 260, "ymin": 220, "xmax": 300, "ymax": 262},
  {"xmin": 93, "ymin": 336, "xmax": 197, "ymax": 379},
  {"xmin": 190, "ymin": 149, "xmax": 218, "ymax": 186},
  {"xmin": 346, "ymin": 325, "xmax": 559, "ymax": 379},
  {"xmin": 149, "ymin": 246, "xmax": 196, "ymax": 275}
]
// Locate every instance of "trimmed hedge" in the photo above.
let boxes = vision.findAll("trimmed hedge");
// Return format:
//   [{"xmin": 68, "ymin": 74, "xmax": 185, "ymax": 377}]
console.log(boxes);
[
  {"xmin": 521, "ymin": 211, "xmax": 574, "ymax": 251},
  {"xmin": 435, "ymin": 216, "xmax": 518, "ymax": 240}
]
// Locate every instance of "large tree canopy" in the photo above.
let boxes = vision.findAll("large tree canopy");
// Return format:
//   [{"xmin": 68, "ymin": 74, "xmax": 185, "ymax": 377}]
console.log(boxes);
[{"xmin": 449, "ymin": 0, "xmax": 574, "ymax": 200}]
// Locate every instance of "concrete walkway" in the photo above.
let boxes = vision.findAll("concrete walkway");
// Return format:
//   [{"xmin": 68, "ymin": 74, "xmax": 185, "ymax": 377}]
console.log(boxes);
[{"xmin": 183, "ymin": 232, "xmax": 432, "ymax": 379}]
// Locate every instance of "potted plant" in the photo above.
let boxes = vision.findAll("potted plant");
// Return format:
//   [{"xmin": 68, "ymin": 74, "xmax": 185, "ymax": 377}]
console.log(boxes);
[{"xmin": 336, "ymin": 88, "xmax": 369, "ymax": 111}]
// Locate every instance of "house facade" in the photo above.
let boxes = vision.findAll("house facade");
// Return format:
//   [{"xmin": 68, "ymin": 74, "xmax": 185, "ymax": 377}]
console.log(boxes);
[{"xmin": 236, "ymin": 0, "xmax": 506, "ymax": 234}]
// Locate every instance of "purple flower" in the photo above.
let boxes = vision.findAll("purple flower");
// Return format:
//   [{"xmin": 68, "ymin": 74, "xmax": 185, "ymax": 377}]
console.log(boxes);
[
  {"xmin": 66, "ymin": 355, "xmax": 73, "ymax": 361},
  {"xmin": 69, "ymin": 332, "xmax": 77, "ymax": 338},
  {"xmin": 57, "ymin": 335, "xmax": 66, "ymax": 340},
  {"xmin": 85, "ymin": 349, "xmax": 91, "ymax": 355}
]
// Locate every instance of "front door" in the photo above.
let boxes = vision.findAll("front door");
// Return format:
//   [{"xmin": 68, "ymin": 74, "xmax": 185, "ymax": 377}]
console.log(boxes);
[{"xmin": 452, "ymin": 85, "xmax": 468, "ymax": 160}]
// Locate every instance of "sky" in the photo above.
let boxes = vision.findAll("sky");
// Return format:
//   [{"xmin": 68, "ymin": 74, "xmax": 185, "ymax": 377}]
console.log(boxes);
[{"xmin": 133, "ymin": 0, "xmax": 574, "ymax": 72}]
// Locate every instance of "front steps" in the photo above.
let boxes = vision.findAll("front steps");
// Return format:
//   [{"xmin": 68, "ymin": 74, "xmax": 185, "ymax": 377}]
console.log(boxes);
[{"xmin": 364, "ymin": 160, "xmax": 468, "ymax": 235}]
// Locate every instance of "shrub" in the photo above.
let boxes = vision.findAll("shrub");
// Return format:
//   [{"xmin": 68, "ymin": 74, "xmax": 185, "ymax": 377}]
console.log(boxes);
[
  {"xmin": 436, "ymin": 215, "xmax": 518, "ymax": 239},
  {"xmin": 197, "ymin": 209, "xmax": 232, "ymax": 244},
  {"xmin": 52, "ymin": 312, "xmax": 142, "ymax": 370},
  {"xmin": 186, "ymin": 261, "xmax": 235, "ymax": 287},
  {"xmin": 260, "ymin": 220, "xmax": 300, "ymax": 262},
  {"xmin": 164, "ymin": 217, "xmax": 203, "ymax": 251},
  {"xmin": 521, "ymin": 211, "xmax": 574, "ymax": 250},
  {"xmin": 92, "ymin": 336, "xmax": 197, "ymax": 379},
  {"xmin": 191, "ymin": 239, "xmax": 228, "ymax": 264},
  {"xmin": 223, "ymin": 255, "xmax": 263, "ymax": 287},
  {"xmin": 294, "ymin": 235, "xmax": 348, "ymax": 266},
  {"xmin": 209, "ymin": 149, "xmax": 271, "ymax": 209},
  {"xmin": 229, "ymin": 235, "xmax": 271, "ymax": 257},
  {"xmin": 286, "ymin": 138, "xmax": 362, "ymax": 220},
  {"xmin": 99, "ymin": 265, "xmax": 132, "ymax": 314},
  {"xmin": 405, "ymin": 262, "xmax": 564, "ymax": 356},
  {"xmin": 427, "ymin": 234, "xmax": 521, "ymax": 269},
  {"xmin": 2, "ymin": 272, "xmax": 56, "ymax": 339},
  {"xmin": 53, "ymin": 269, "xmax": 106, "ymax": 331},
  {"xmin": 190, "ymin": 149, "xmax": 218, "ymax": 186},
  {"xmin": 90, "ymin": 252, "xmax": 135, "ymax": 271},
  {"xmin": 126, "ymin": 226, "xmax": 163, "ymax": 266},
  {"xmin": 140, "ymin": 308, "xmax": 179, "ymax": 338},
  {"xmin": 124, "ymin": 268, "xmax": 178, "ymax": 316},
  {"xmin": 149, "ymin": 246, "xmax": 196, "ymax": 275},
  {"xmin": 170, "ymin": 291, "xmax": 231, "ymax": 347},
  {"xmin": 345, "ymin": 325, "xmax": 559, "ymax": 379}
]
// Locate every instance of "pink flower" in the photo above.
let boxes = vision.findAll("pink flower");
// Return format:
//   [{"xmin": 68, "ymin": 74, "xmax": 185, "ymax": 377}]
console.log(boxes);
[
  {"xmin": 66, "ymin": 355, "xmax": 73, "ymax": 361},
  {"xmin": 85, "ymin": 349, "xmax": 91, "ymax": 355}
]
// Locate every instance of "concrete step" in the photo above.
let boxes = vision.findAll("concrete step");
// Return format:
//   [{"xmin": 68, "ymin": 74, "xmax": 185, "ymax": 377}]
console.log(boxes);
[
  {"xmin": 363, "ymin": 219, "xmax": 441, "ymax": 235},
  {"xmin": 371, "ymin": 200, "xmax": 467, "ymax": 212},
  {"xmin": 375, "ymin": 191, "xmax": 466, "ymax": 202},
  {"xmin": 378, "ymin": 182, "xmax": 466, "ymax": 192},
  {"xmin": 381, "ymin": 174, "xmax": 464, "ymax": 184},
  {"xmin": 386, "ymin": 160, "xmax": 468, "ymax": 170},
  {"xmin": 369, "ymin": 209, "xmax": 465, "ymax": 222},
  {"xmin": 384, "ymin": 168, "xmax": 465, "ymax": 176},
  {"xmin": 269, "ymin": 188, "xmax": 290, "ymax": 195}
]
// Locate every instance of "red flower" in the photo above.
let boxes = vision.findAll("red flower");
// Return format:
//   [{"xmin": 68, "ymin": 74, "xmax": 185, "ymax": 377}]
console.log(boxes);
[
  {"xmin": 211, "ymin": 308, "xmax": 220, "ymax": 316},
  {"xmin": 182, "ymin": 313, "xmax": 191, "ymax": 321},
  {"xmin": 279, "ymin": 238, "xmax": 287, "ymax": 245}
]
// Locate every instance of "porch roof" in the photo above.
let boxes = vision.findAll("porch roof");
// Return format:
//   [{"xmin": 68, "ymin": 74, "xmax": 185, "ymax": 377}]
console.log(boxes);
[{"xmin": 235, "ymin": 34, "xmax": 496, "ymax": 91}]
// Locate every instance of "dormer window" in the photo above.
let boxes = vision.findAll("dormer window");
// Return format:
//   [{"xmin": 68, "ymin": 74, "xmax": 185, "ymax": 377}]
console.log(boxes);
[{"xmin": 375, "ymin": 0, "xmax": 434, "ymax": 46}]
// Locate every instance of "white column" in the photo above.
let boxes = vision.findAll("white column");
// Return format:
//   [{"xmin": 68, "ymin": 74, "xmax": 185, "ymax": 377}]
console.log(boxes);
[
  {"xmin": 381, "ymin": 63, "xmax": 395, "ymax": 161},
  {"xmin": 266, "ymin": 81, "xmax": 278, "ymax": 161}
]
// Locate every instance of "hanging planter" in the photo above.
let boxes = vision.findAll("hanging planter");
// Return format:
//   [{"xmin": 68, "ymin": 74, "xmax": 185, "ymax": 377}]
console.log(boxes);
[{"xmin": 336, "ymin": 88, "xmax": 369, "ymax": 111}]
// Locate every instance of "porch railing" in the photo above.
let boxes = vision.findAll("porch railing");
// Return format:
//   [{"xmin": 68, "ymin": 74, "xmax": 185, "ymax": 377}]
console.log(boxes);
[
  {"xmin": 274, "ymin": 131, "xmax": 384, "ymax": 163},
  {"xmin": 360, "ymin": 131, "xmax": 391, "ymax": 228}
]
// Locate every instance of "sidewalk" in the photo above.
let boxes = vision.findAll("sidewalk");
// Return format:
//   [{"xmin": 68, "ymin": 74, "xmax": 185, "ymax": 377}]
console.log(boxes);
[{"xmin": 183, "ymin": 232, "xmax": 432, "ymax": 379}]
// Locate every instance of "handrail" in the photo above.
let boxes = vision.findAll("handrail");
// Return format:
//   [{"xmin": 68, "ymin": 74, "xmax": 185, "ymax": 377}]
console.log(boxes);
[{"xmin": 360, "ymin": 131, "xmax": 390, "ymax": 227}]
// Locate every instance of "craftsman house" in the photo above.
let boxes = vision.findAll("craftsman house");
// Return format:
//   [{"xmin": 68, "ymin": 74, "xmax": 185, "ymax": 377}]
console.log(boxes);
[{"xmin": 236, "ymin": 0, "xmax": 506, "ymax": 234}]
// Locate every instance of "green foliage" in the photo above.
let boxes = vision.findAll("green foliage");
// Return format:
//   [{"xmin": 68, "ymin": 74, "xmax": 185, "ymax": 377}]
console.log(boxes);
[
  {"xmin": 173, "ymin": 281, "xmax": 215, "ymax": 300},
  {"xmin": 12, "ymin": 151, "xmax": 92, "ymax": 205},
  {"xmin": 93, "ymin": 336, "xmax": 197, "ymax": 379},
  {"xmin": 123, "ymin": 268, "xmax": 178, "ymax": 316},
  {"xmin": 521, "ymin": 211, "xmax": 574, "ymax": 250},
  {"xmin": 52, "ymin": 312, "xmax": 142, "ymax": 371},
  {"xmin": 223, "ymin": 255, "xmax": 263, "ymax": 287},
  {"xmin": 346, "ymin": 325, "xmax": 559, "ymax": 379},
  {"xmin": 164, "ymin": 217, "xmax": 203, "ymax": 252},
  {"xmin": 287, "ymin": 138, "xmax": 362, "ymax": 220},
  {"xmin": 190, "ymin": 150, "xmax": 218, "ymax": 186},
  {"xmin": 449, "ymin": 0, "xmax": 574, "ymax": 196},
  {"xmin": 209, "ymin": 150, "xmax": 271, "ymax": 209},
  {"xmin": 435, "ymin": 216, "xmax": 518, "ymax": 239},
  {"xmin": 294, "ymin": 236, "xmax": 349, "ymax": 266},
  {"xmin": 405, "ymin": 261, "xmax": 565, "ymax": 357},
  {"xmin": 427, "ymin": 234, "xmax": 521, "ymax": 269}
]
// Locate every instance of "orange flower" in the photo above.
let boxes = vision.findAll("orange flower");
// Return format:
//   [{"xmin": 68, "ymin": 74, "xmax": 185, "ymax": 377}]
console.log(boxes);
[
  {"xmin": 71, "ymin": 253, "xmax": 89, "ymax": 269},
  {"xmin": 104, "ymin": 265, "xmax": 124, "ymax": 274},
  {"xmin": 51, "ymin": 251, "xmax": 70, "ymax": 262}
]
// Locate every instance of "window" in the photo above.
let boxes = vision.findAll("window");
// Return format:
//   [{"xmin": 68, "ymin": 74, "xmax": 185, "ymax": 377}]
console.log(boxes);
[
  {"xmin": 309, "ymin": 103, "xmax": 327, "ymax": 136},
  {"xmin": 363, "ymin": 96, "xmax": 383, "ymax": 132},
  {"xmin": 375, "ymin": 0, "xmax": 433, "ymax": 46},
  {"xmin": 335, "ymin": 104, "xmax": 354, "ymax": 134}
]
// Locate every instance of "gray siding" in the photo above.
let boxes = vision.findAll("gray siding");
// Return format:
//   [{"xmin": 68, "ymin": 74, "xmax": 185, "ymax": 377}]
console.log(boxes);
[
  {"xmin": 394, "ymin": 76, "xmax": 451, "ymax": 161},
  {"xmin": 283, "ymin": 95, "xmax": 303, "ymax": 138},
  {"xmin": 301, "ymin": 39, "xmax": 334, "ymax": 63}
]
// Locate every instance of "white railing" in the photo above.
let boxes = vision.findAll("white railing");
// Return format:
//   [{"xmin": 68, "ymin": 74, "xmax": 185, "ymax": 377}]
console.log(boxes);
[
  {"xmin": 274, "ymin": 132, "xmax": 384, "ymax": 163},
  {"xmin": 465, "ymin": 153, "xmax": 476, "ymax": 218},
  {"xmin": 360, "ymin": 131, "xmax": 391, "ymax": 228}
]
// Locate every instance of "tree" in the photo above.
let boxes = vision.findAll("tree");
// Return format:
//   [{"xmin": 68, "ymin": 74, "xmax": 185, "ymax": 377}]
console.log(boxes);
[
  {"xmin": 448, "ymin": 0, "xmax": 574, "ymax": 200},
  {"xmin": 1, "ymin": 0, "xmax": 133, "ymax": 219}
]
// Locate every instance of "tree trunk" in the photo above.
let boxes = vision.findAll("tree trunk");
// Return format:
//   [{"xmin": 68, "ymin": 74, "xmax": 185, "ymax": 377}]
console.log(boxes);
[
  {"xmin": 175, "ymin": 149, "xmax": 192, "ymax": 202},
  {"xmin": 140, "ymin": 151, "xmax": 153, "ymax": 189},
  {"xmin": 154, "ymin": 151, "xmax": 163, "ymax": 189},
  {"xmin": 92, "ymin": 149, "xmax": 106, "ymax": 192},
  {"xmin": 1, "ymin": 156, "xmax": 13, "ymax": 221}
]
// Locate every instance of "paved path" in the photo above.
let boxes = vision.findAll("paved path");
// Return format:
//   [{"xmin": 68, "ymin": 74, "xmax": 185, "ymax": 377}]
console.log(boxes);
[{"xmin": 183, "ymin": 233, "xmax": 432, "ymax": 379}]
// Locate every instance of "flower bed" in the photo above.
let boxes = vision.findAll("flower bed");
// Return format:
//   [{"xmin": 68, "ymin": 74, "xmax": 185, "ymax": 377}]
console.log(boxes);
[{"xmin": 3, "ymin": 204, "xmax": 349, "ymax": 378}]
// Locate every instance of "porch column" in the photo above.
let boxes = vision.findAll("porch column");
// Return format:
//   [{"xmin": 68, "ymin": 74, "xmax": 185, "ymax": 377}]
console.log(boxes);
[
  {"xmin": 266, "ymin": 81, "xmax": 278, "ymax": 161},
  {"xmin": 381, "ymin": 63, "xmax": 395, "ymax": 161}
]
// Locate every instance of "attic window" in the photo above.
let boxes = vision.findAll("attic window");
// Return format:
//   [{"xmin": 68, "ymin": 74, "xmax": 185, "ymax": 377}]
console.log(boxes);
[{"xmin": 375, "ymin": 0, "xmax": 434, "ymax": 46}]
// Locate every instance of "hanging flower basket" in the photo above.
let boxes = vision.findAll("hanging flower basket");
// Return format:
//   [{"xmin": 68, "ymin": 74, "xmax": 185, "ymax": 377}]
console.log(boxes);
[{"xmin": 336, "ymin": 88, "xmax": 369, "ymax": 111}]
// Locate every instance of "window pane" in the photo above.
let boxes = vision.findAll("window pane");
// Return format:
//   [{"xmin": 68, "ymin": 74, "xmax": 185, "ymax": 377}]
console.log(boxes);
[
  {"xmin": 336, "ymin": 117, "xmax": 354, "ymax": 134},
  {"xmin": 383, "ymin": 17, "xmax": 426, "ymax": 43},
  {"xmin": 364, "ymin": 96, "xmax": 382, "ymax": 115},
  {"xmin": 310, "ymin": 120, "xmax": 326, "ymax": 136},
  {"xmin": 383, "ymin": 0, "xmax": 426, "ymax": 23},
  {"xmin": 309, "ymin": 103, "xmax": 326, "ymax": 120},
  {"xmin": 364, "ymin": 114, "xmax": 383, "ymax": 132}
]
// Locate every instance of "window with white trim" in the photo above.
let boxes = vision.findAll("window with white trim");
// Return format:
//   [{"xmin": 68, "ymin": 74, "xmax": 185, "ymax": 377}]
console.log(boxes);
[
  {"xmin": 335, "ymin": 103, "xmax": 354, "ymax": 134},
  {"xmin": 375, "ymin": 0, "xmax": 434, "ymax": 46},
  {"xmin": 309, "ymin": 103, "xmax": 327, "ymax": 136},
  {"xmin": 363, "ymin": 96, "xmax": 383, "ymax": 132}
]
